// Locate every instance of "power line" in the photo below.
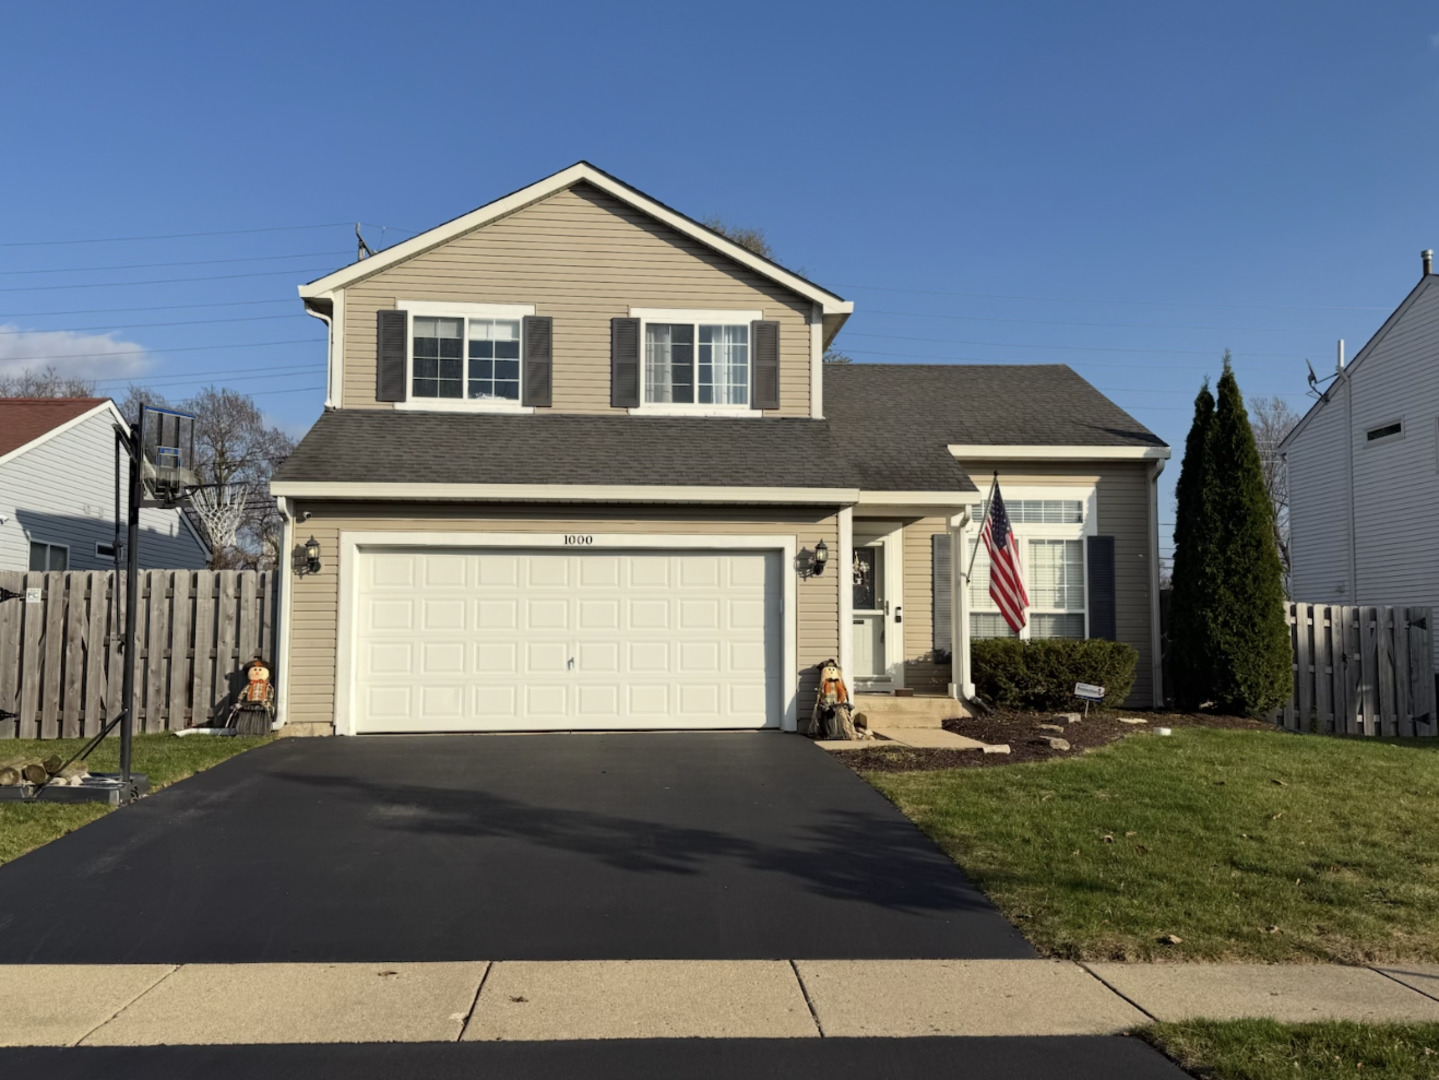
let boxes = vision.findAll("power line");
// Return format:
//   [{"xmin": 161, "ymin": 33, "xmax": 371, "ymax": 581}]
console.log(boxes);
[
  {"xmin": 839, "ymin": 345, "xmax": 1310, "ymax": 383},
  {"xmin": 0, "ymin": 222, "xmax": 351, "ymax": 248},
  {"xmin": 838, "ymin": 330, "xmax": 1304, "ymax": 360},
  {"xmin": 0, "ymin": 266, "xmax": 336, "ymax": 293},
  {"xmin": 0, "ymin": 313, "xmax": 305, "ymax": 336},
  {"xmin": 831, "ymin": 282, "xmax": 1390, "ymax": 313},
  {"xmin": 864, "ymin": 308, "xmax": 1326, "ymax": 334},
  {"xmin": 104, "ymin": 365, "xmax": 326, "ymax": 390},
  {"xmin": 93, "ymin": 361, "xmax": 326, "ymax": 387},
  {"xmin": 0, "ymin": 298, "xmax": 293, "ymax": 319},
  {"xmin": 0, "ymin": 250, "xmax": 350, "ymax": 277},
  {"xmin": 0, "ymin": 337, "xmax": 318, "ymax": 364}
]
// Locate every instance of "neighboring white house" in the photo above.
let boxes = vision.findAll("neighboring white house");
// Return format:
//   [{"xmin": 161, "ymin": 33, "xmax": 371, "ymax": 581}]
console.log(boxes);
[
  {"xmin": 1281, "ymin": 251, "xmax": 1439, "ymax": 671},
  {"xmin": 0, "ymin": 398, "xmax": 210, "ymax": 573}
]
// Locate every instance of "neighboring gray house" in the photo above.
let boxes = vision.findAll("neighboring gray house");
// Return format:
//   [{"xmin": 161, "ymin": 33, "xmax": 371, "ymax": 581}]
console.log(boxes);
[
  {"xmin": 0, "ymin": 397, "xmax": 210, "ymax": 572},
  {"xmin": 1281, "ymin": 251, "xmax": 1439, "ymax": 670}
]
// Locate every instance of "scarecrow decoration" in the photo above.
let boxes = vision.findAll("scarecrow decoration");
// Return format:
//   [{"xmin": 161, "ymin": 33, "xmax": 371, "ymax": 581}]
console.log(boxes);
[
  {"xmin": 225, "ymin": 656, "xmax": 275, "ymax": 735},
  {"xmin": 802, "ymin": 658, "xmax": 864, "ymax": 740}
]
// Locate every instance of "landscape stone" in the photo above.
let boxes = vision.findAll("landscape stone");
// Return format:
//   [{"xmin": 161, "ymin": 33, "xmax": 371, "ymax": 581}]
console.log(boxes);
[
  {"xmin": 1038, "ymin": 724, "xmax": 1065, "ymax": 733},
  {"xmin": 1044, "ymin": 738, "xmax": 1071, "ymax": 751},
  {"xmin": 981, "ymin": 744, "xmax": 1011, "ymax": 755},
  {"xmin": 1054, "ymin": 713, "xmax": 1082, "ymax": 724},
  {"xmin": 1117, "ymin": 717, "xmax": 1148, "ymax": 725}
]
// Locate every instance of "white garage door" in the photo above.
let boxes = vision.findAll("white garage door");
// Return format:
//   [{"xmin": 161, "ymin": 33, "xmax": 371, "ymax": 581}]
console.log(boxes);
[{"xmin": 352, "ymin": 547, "xmax": 782, "ymax": 733}]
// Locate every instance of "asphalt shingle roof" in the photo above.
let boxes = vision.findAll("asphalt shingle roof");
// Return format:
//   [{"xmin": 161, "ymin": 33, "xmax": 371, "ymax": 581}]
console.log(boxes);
[{"xmin": 274, "ymin": 365, "xmax": 1163, "ymax": 493}]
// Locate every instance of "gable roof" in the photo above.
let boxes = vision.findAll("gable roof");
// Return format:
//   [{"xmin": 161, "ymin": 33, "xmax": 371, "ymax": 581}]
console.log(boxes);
[
  {"xmin": 297, "ymin": 162, "xmax": 853, "ymax": 336},
  {"xmin": 1279, "ymin": 273, "xmax": 1437, "ymax": 452},
  {"xmin": 0, "ymin": 397, "xmax": 111, "ymax": 465},
  {"xmin": 823, "ymin": 364, "xmax": 1167, "ymax": 465}
]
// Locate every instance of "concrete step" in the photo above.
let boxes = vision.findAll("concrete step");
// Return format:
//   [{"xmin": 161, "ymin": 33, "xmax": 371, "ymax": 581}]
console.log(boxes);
[{"xmin": 851, "ymin": 693, "xmax": 969, "ymax": 729}]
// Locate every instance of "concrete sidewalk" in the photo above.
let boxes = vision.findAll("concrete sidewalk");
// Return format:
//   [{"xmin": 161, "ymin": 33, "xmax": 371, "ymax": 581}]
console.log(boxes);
[{"xmin": 3, "ymin": 959, "xmax": 1438, "ymax": 1047}]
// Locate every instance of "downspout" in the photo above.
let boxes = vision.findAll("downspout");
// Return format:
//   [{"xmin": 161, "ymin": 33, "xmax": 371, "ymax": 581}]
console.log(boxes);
[
  {"xmin": 273, "ymin": 496, "xmax": 294, "ymax": 732},
  {"xmin": 1148, "ymin": 458, "xmax": 1166, "ymax": 707},
  {"xmin": 304, "ymin": 300, "xmax": 336, "ymax": 409}
]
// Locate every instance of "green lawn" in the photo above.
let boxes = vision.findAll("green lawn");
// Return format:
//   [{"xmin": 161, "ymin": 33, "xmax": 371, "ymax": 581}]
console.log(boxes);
[
  {"xmin": 0, "ymin": 734, "xmax": 270, "ymax": 866},
  {"xmin": 1140, "ymin": 1020, "xmax": 1439, "ymax": 1080},
  {"xmin": 860, "ymin": 727, "xmax": 1439, "ymax": 962}
]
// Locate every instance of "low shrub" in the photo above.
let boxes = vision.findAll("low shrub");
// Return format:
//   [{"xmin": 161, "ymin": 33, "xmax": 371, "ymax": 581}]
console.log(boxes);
[{"xmin": 971, "ymin": 638, "xmax": 1138, "ymax": 710}]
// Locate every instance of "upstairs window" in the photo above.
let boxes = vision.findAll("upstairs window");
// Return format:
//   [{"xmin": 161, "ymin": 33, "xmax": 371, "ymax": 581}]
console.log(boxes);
[
  {"xmin": 412, "ymin": 316, "xmax": 522, "ymax": 402},
  {"xmin": 1366, "ymin": 420, "xmax": 1402, "ymax": 443},
  {"xmin": 645, "ymin": 322, "xmax": 749, "ymax": 406},
  {"xmin": 29, "ymin": 541, "xmax": 68, "ymax": 571}
]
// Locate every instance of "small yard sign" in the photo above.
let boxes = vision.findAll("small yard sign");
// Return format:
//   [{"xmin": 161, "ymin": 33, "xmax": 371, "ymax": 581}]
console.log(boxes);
[
  {"xmin": 25, "ymin": 588, "xmax": 41, "ymax": 605},
  {"xmin": 1074, "ymin": 682, "xmax": 1105, "ymax": 702}
]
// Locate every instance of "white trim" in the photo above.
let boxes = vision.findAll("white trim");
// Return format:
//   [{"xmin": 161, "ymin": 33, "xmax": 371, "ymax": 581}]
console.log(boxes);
[
  {"xmin": 269, "ymin": 481, "xmax": 859, "ymax": 504},
  {"xmin": 851, "ymin": 520, "xmax": 905, "ymax": 689},
  {"xmin": 274, "ymin": 496, "xmax": 294, "ymax": 730},
  {"xmin": 949, "ymin": 508, "xmax": 972, "ymax": 700},
  {"xmin": 809, "ymin": 303, "xmax": 823, "ymax": 419},
  {"xmin": 626, "ymin": 406, "xmax": 761, "ymax": 419},
  {"xmin": 837, "ymin": 506, "xmax": 853, "ymax": 684},
  {"xmin": 949, "ymin": 444, "xmax": 1170, "ymax": 461},
  {"xmin": 629, "ymin": 307, "xmax": 763, "ymax": 324},
  {"xmin": 334, "ymin": 531, "xmax": 799, "ymax": 736},
  {"xmin": 395, "ymin": 400, "xmax": 535, "ymax": 414},
  {"xmin": 94, "ymin": 540, "xmax": 118, "ymax": 559},
  {"xmin": 401, "ymin": 300, "xmax": 536, "ymax": 319},
  {"xmin": 298, "ymin": 163, "xmax": 854, "ymax": 319},
  {"xmin": 0, "ymin": 399, "xmax": 112, "ymax": 470},
  {"xmin": 857, "ymin": 491, "xmax": 975, "ymax": 507},
  {"xmin": 332, "ymin": 291, "xmax": 345, "ymax": 408},
  {"xmin": 305, "ymin": 302, "xmax": 336, "ymax": 409}
]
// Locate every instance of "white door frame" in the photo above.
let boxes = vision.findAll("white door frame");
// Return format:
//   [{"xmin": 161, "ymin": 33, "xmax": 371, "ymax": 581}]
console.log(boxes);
[
  {"xmin": 851, "ymin": 520, "xmax": 905, "ymax": 690},
  {"xmin": 335, "ymin": 531, "xmax": 798, "ymax": 735}
]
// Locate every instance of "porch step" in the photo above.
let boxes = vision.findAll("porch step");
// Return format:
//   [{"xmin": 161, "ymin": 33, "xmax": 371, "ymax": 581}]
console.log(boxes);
[{"xmin": 851, "ymin": 693, "xmax": 969, "ymax": 730}]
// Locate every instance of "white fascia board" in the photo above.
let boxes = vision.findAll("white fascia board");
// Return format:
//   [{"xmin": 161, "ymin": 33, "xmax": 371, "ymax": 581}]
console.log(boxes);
[
  {"xmin": 0, "ymin": 400, "xmax": 115, "ymax": 470},
  {"xmin": 269, "ymin": 481, "xmax": 859, "ymax": 505},
  {"xmin": 855, "ymin": 491, "xmax": 976, "ymax": 507},
  {"xmin": 296, "ymin": 163, "xmax": 854, "ymax": 317},
  {"xmin": 947, "ymin": 444, "xmax": 1170, "ymax": 461}
]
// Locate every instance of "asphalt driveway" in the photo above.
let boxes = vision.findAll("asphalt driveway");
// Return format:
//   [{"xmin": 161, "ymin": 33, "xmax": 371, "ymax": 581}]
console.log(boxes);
[{"xmin": 0, "ymin": 732, "xmax": 1033, "ymax": 963}]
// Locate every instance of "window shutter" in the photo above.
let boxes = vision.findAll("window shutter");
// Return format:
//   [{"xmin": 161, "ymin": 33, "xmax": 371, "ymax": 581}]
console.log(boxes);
[
  {"xmin": 523, "ymin": 316, "xmax": 553, "ymax": 407},
  {"xmin": 376, "ymin": 308, "xmax": 408, "ymax": 403},
  {"xmin": 932, "ymin": 532, "xmax": 953, "ymax": 656},
  {"xmin": 751, "ymin": 320, "xmax": 780, "ymax": 410},
  {"xmin": 611, "ymin": 317, "xmax": 640, "ymax": 408},
  {"xmin": 1086, "ymin": 535, "xmax": 1117, "ymax": 641}
]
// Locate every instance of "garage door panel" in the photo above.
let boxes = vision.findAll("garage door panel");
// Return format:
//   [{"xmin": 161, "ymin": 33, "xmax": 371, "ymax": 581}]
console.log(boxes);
[{"xmin": 354, "ymin": 547, "xmax": 781, "ymax": 733}]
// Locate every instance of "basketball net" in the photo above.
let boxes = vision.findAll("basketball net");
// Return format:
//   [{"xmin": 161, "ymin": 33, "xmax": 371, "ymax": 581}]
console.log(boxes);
[{"xmin": 189, "ymin": 483, "xmax": 248, "ymax": 550}]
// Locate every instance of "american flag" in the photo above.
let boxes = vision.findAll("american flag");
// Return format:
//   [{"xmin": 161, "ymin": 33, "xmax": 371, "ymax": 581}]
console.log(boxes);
[{"xmin": 981, "ymin": 483, "xmax": 1029, "ymax": 634}]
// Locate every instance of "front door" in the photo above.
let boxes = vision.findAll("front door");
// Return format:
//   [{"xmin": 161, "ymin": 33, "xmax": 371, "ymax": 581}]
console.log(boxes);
[{"xmin": 850, "ymin": 525, "xmax": 903, "ymax": 690}]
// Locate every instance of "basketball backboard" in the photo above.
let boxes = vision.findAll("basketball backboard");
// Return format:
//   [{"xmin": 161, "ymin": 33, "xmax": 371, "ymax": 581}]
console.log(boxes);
[{"xmin": 138, "ymin": 403, "xmax": 200, "ymax": 501}]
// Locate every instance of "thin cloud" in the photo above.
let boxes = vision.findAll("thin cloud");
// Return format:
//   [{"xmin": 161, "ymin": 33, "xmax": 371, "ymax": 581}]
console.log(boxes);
[
  {"xmin": 1431, "ymin": 31, "xmax": 1439, "ymax": 49},
  {"xmin": 0, "ymin": 325, "xmax": 151, "ymax": 380}
]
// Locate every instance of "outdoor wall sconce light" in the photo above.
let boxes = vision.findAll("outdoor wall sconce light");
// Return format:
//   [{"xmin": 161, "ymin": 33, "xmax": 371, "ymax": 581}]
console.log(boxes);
[
  {"xmin": 796, "ymin": 539, "xmax": 830, "ymax": 578},
  {"xmin": 293, "ymin": 536, "xmax": 322, "ymax": 576}
]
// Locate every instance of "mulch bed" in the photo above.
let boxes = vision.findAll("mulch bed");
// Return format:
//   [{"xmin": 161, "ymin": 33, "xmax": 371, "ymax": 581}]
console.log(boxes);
[{"xmin": 842, "ymin": 708, "xmax": 1273, "ymax": 773}]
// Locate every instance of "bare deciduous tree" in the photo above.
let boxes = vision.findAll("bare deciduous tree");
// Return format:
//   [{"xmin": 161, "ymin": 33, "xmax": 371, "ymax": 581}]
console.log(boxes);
[
  {"xmin": 700, "ymin": 216, "xmax": 774, "ymax": 260},
  {"xmin": 0, "ymin": 365, "xmax": 98, "ymax": 397},
  {"xmin": 822, "ymin": 348, "xmax": 853, "ymax": 364},
  {"xmin": 119, "ymin": 384, "xmax": 295, "ymax": 571},
  {"xmin": 1248, "ymin": 394, "xmax": 1299, "ymax": 591}
]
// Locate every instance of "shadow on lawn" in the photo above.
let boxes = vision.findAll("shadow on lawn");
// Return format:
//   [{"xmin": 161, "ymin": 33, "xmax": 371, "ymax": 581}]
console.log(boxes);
[{"xmin": 270, "ymin": 766, "xmax": 990, "ymax": 915}]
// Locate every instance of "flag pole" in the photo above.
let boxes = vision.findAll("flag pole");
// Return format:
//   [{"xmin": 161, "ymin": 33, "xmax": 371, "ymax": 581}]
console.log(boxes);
[{"xmin": 963, "ymin": 471, "xmax": 999, "ymax": 584}]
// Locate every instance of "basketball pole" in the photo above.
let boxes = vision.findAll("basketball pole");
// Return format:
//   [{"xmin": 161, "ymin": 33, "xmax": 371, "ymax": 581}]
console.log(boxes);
[{"xmin": 119, "ymin": 417, "xmax": 143, "ymax": 784}]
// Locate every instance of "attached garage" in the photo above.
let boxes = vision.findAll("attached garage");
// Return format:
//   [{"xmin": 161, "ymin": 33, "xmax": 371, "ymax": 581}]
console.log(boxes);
[{"xmin": 338, "ymin": 535, "xmax": 792, "ymax": 734}]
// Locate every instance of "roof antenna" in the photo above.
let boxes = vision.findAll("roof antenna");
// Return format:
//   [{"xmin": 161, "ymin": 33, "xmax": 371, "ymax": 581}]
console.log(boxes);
[{"xmin": 355, "ymin": 223, "xmax": 374, "ymax": 261}]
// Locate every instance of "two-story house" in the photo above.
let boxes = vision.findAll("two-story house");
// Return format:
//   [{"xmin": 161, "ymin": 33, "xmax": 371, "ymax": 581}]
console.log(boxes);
[
  {"xmin": 270, "ymin": 163, "xmax": 1168, "ymax": 736},
  {"xmin": 0, "ymin": 397, "xmax": 209, "ymax": 573},
  {"xmin": 1282, "ymin": 251, "xmax": 1439, "ymax": 676}
]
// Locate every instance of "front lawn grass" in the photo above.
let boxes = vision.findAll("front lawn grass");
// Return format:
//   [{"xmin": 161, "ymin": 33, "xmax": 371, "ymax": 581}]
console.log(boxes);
[
  {"xmin": 861, "ymin": 727, "xmax": 1439, "ymax": 962},
  {"xmin": 0, "ymin": 734, "xmax": 270, "ymax": 866},
  {"xmin": 1140, "ymin": 1020, "xmax": 1439, "ymax": 1080}
]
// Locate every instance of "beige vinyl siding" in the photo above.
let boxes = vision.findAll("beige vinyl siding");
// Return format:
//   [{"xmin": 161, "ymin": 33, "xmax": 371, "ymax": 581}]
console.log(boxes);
[
  {"xmin": 285, "ymin": 503, "xmax": 840, "ymax": 729},
  {"xmin": 902, "ymin": 517, "xmax": 952, "ymax": 693},
  {"xmin": 338, "ymin": 183, "xmax": 813, "ymax": 416},
  {"xmin": 897, "ymin": 462, "xmax": 1158, "ymax": 707}
]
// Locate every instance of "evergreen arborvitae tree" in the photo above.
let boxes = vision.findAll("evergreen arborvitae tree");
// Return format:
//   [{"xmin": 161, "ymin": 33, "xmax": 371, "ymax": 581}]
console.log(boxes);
[
  {"xmin": 1168, "ymin": 380, "xmax": 1219, "ymax": 709},
  {"xmin": 1206, "ymin": 355, "xmax": 1293, "ymax": 715}
]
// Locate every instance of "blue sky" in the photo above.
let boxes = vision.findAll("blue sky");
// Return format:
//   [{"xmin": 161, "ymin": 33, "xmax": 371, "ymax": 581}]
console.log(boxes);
[{"xmin": 2, "ymin": 1, "xmax": 1437, "ymax": 556}]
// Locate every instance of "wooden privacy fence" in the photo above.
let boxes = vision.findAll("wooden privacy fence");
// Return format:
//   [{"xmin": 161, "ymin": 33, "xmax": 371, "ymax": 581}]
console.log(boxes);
[
  {"xmin": 0, "ymin": 569, "xmax": 276, "ymax": 739},
  {"xmin": 1276, "ymin": 603, "xmax": 1435, "ymax": 737}
]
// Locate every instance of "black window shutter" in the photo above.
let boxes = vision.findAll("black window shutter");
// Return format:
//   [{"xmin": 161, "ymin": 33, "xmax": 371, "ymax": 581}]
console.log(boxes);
[
  {"xmin": 375, "ymin": 309, "xmax": 408, "ymax": 402},
  {"xmin": 611, "ymin": 317, "xmax": 640, "ymax": 408},
  {"xmin": 1087, "ymin": 535, "xmax": 1117, "ymax": 641},
  {"xmin": 523, "ymin": 316, "xmax": 553, "ymax": 407},
  {"xmin": 932, "ymin": 532, "xmax": 953, "ymax": 656},
  {"xmin": 751, "ymin": 320, "xmax": 780, "ymax": 410}
]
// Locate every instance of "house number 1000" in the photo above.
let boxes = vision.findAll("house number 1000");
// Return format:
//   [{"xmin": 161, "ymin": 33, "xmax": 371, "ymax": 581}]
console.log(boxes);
[{"xmin": 563, "ymin": 535, "xmax": 594, "ymax": 545}]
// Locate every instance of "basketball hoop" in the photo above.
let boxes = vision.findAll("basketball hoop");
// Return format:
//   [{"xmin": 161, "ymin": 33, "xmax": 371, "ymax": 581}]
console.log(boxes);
[{"xmin": 189, "ymin": 483, "xmax": 248, "ymax": 550}]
